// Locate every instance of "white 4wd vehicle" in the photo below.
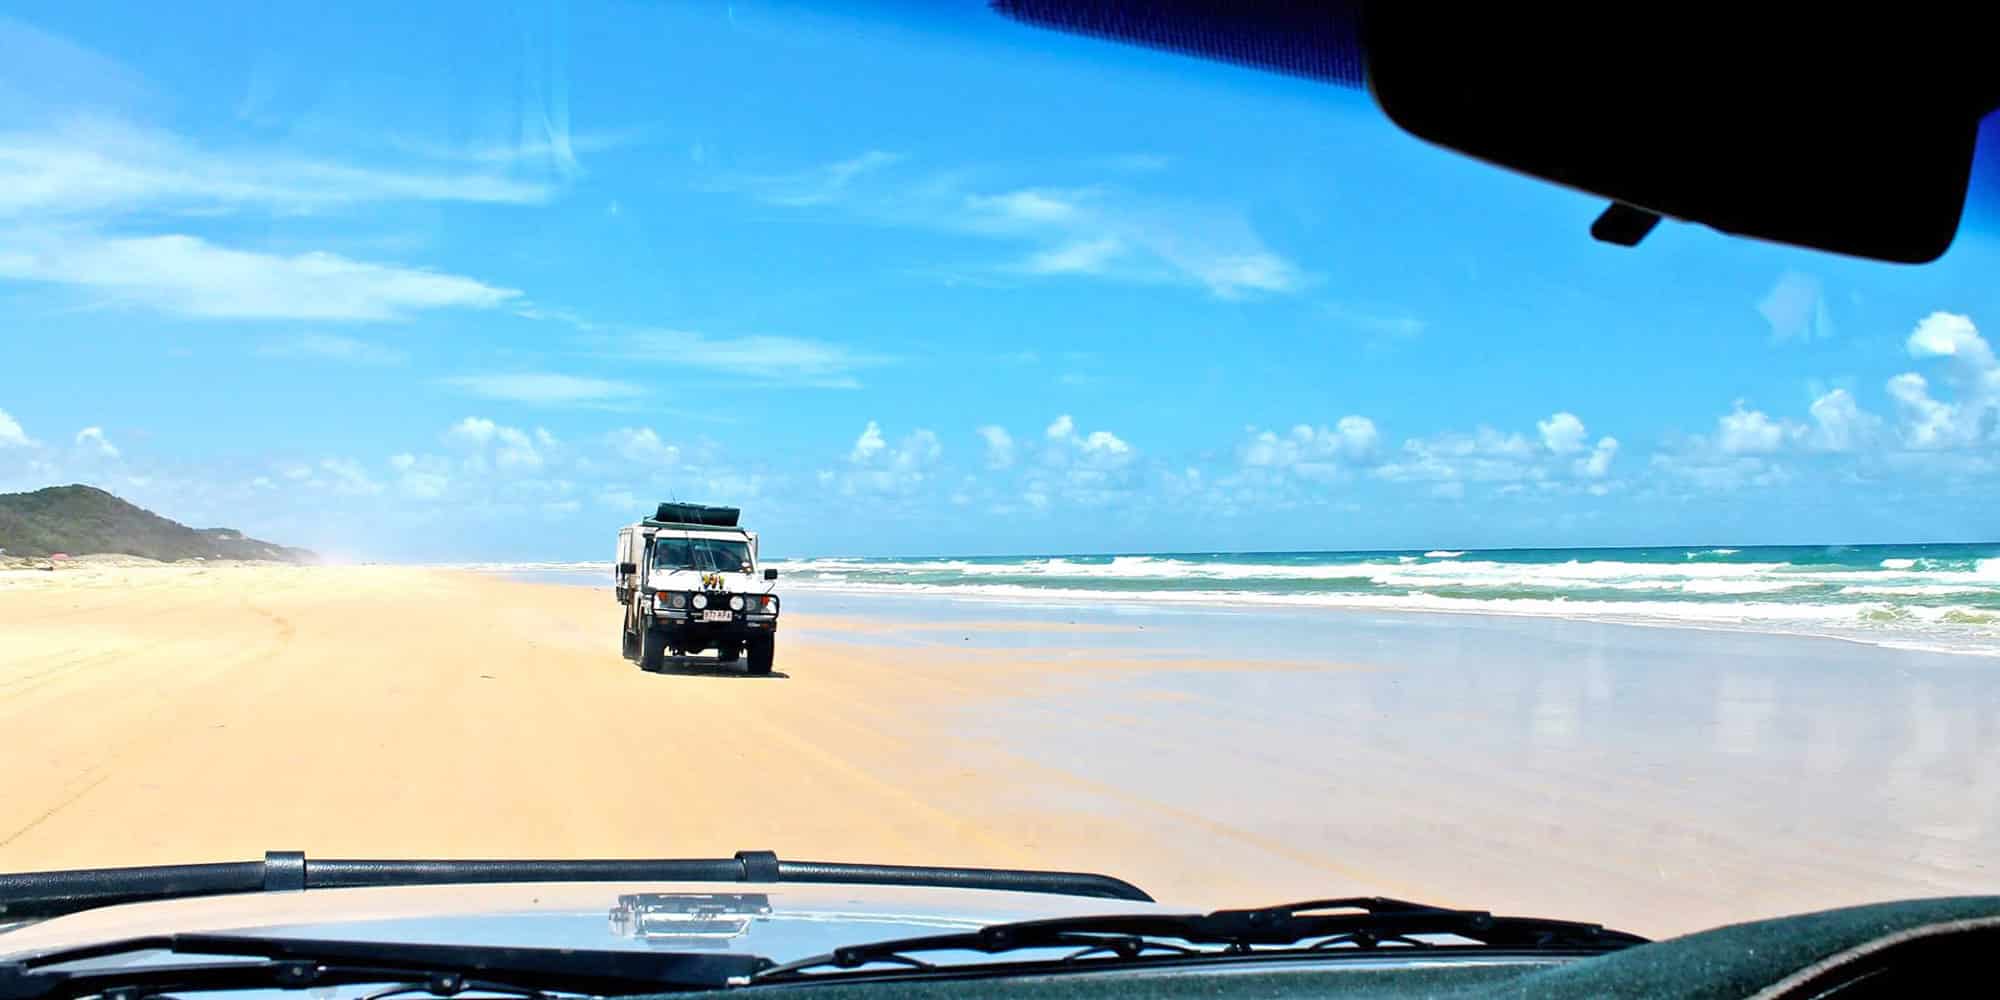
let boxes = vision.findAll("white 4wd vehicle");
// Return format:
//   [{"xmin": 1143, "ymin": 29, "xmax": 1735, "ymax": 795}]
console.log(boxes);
[{"xmin": 614, "ymin": 504, "xmax": 779, "ymax": 674}]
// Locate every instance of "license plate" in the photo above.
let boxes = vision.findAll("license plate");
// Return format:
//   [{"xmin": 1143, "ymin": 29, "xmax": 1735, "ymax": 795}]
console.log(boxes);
[{"xmin": 702, "ymin": 610, "xmax": 733, "ymax": 622}]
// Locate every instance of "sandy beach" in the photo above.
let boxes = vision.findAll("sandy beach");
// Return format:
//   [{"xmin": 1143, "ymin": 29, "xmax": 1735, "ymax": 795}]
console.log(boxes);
[{"xmin": 3, "ymin": 563, "xmax": 1994, "ymax": 938}]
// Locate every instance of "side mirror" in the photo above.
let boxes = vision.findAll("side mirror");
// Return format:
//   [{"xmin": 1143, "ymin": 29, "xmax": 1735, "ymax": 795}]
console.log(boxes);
[
  {"xmin": 617, "ymin": 562, "xmax": 637, "ymax": 575},
  {"xmin": 763, "ymin": 568, "xmax": 779, "ymax": 581}
]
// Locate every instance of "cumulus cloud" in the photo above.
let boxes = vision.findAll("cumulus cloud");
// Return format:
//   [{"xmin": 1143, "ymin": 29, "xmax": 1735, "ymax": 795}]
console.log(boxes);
[
  {"xmin": 1537, "ymin": 412, "xmax": 1588, "ymax": 454},
  {"xmin": 1886, "ymin": 373, "xmax": 1958, "ymax": 449},
  {"xmin": 850, "ymin": 421, "xmax": 887, "ymax": 463},
  {"xmin": 1716, "ymin": 402, "xmax": 1792, "ymax": 455},
  {"xmin": 977, "ymin": 425, "xmax": 1015, "ymax": 469},
  {"xmin": 608, "ymin": 427, "xmax": 679, "ymax": 465},
  {"xmin": 74, "ymin": 426, "xmax": 117, "ymax": 458},
  {"xmin": 1804, "ymin": 388, "xmax": 1882, "ymax": 452},
  {"xmin": 1045, "ymin": 414, "xmax": 1075, "ymax": 440},
  {"xmin": 443, "ymin": 417, "xmax": 545, "ymax": 472},
  {"xmin": 837, "ymin": 421, "xmax": 942, "ymax": 494},
  {"xmin": 1242, "ymin": 417, "xmax": 1379, "ymax": 479},
  {"xmin": 318, "ymin": 457, "xmax": 382, "ymax": 496},
  {"xmin": 0, "ymin": 408, "xmax": 33, "ymax": 448},
  {"xmin": 1575, "ymin": 437, "xmax": 1619, "ymax": 478}
]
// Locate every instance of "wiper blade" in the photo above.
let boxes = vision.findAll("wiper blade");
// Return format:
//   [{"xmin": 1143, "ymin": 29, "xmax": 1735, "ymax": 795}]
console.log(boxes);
[
  {"xmin": 0, "ymin": 933, "xmax": 767, "ymax": 1000},
  {"xmin": 756, "ymin": 896, "xmax": 1649, "ymax": 981},
  {"xmin": 0, "ymin": 849, "xmax": 1150, "ymax": 920}
]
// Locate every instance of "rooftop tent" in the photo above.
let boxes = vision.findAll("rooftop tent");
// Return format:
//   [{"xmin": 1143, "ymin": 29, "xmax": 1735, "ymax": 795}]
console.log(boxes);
[{"xmin": 652, "ymin": 503, "xmax": 740, "ymax": 527}]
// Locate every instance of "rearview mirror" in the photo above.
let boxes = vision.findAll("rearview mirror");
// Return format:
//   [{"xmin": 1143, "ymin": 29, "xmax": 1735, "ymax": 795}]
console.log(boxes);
[
  {"xmin": 763, "ymin": 568, "xmax": 778, "ymax": 581},
  {"xmin": 617, "ymin": 562, "xmax": 637, "ymax": 575},
  {"xmin": 1363, "ymin": 8, "xmax": 1992, "ymax": 262}
]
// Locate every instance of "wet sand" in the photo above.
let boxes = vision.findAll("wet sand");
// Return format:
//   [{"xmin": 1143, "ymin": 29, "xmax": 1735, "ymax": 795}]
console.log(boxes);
[{"xmin": 2, "ymin": 564, "xmax": 1995, "ymax": 937}]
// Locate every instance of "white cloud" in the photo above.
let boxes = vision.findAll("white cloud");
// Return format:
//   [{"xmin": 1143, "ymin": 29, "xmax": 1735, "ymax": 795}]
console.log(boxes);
[
  {"xmin": 1716, "ymin": 402, "xmax": 1792, "ymax": 455},
  {"xmin": 609, "ymin": 427, "xmax": 680, "ymax": 465},
  {"xmin": 1575, "ymin": 436, "xmax": 1619, "ymax": 478},
  {"xmin": 1758, "ymin": 271, "xmax": 1833, "ymax": 342},
  {"xmin": 1025, "ymin": 237, "xmax": 1123, "ymax": 275},
  {"xmin": 602, "ymin": 329, "xmax": 891, "ymax": 389},
  {"xmin": 599, "ymin": 488, "xmax": 641, "ymax": 511},
  {"xmin": 441, "ymin": 373, "xmax": 640, "ymax": 405},
  {"xmin": 968, "ymin": 188, "xmax": 1085, "ymax": 226},
  {"xmin": 1883, "ymin": 312, "xmax": 1997, "ymax": 449},
  {"xmin": 850, "ymin": 421, "xmax": 886, "ymax": 463},
  {"xmin": 0, "ymin": 230, "xmax": 520, "ymax": 320},
  {"xmin": 749, "ymin": 150, "xmax": 903, "ymax": 207},
  {"xmin": 443, "ymin": 417, "xmax": 544, "ymax": 472},
  {"xmin": 0, "ymin": 116, "xmax": 550, "ymax": 219},
  {"xmin": 445, "ymin": 417, "xmax": 499, "ymax": 447},
  {"xmin": 1045, "ymin": 414, "xmax": 1075, "ymax": 440},
  {"xmin": 74, "ymin": 426, "xmax": 117, "ymax": 458},
  {"xmin": 1242, "ymin": 418, "xmax": 1379, "ymax": 478},
  {"xmin": 1378, "ymin": 427, "xmax": 1540, "ymax": 484},
  {"xmin": 1079, "ymin": 430, "xmax": 1129, "ymax": 457},
  {"xmin": 977, "ymin": 425, "xmax": 1015, "ymax": 469},
  {"xmin": 838, "ymin": 421, "xmax": 942, "ymax": 494},
  {"xmin": 1906, "ymin": 311, "xmax": 1992, "ymax": 367},
  {"xmin": 0, "ymin": 408, "xmax": 33, "ymax": 448},
  {"xmin": 1805, "ymin": 388, "xmax": 1881, "ymax": 452},
  {"xmin": 256, "ymin": 333, "xmax": 406, "ymax": 365},
  {"xmin": 1324, "ymin": 303, "xmax": 1425, "ymax": 339},
  {"xmin": 318, "ymin": 457, "xmax": 382, "ymax": 496},
  {"xmin": 1537, "ymin": 412, "xmax": 1588, "ymax": 454},
  {"xmin": 735, "ymin": 160, "xmax": 1303, "ymax": 300},
  {"xmin": 1886, "ymin": 373, "xmax": 1958, "ymax": 449}
]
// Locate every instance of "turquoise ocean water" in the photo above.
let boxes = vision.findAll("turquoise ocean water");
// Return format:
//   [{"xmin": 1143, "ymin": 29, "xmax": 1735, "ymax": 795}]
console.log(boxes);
[{"xmin": 479, "ymin": 543, "xmax": 2000, "ymax": 654}]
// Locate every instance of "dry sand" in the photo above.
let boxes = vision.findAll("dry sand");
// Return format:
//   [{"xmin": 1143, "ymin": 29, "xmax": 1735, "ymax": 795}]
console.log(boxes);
[{"xmin": 2, "ymin": 564, "xmax": 1991, "ymax": 937}]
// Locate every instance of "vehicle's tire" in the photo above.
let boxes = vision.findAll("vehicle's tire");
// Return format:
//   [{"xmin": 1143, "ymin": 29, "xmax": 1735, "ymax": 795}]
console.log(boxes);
[
  {"xmin": 746, "ymin": 635, "xmax": 775, "ymax": 675},
  {"xmin": 638, "ymin": 623, "xmax": 667, "ymax": 673},
  {"xmin": 621, "ymin": 612, "xmax": 639, "ymax": 660},
  {"xmin": 718, "ymin": 641, "xmax": 741, "ymax": 663}
]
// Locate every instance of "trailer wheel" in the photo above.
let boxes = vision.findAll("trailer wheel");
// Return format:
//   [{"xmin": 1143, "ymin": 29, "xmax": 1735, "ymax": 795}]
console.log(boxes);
[
  {"xmin": 639, "ymin": 624, "xmax": 667, "ymax": 673},
  {"xmin": 746, "ymin": 635, "xmax": 775, "ymax": 675}
]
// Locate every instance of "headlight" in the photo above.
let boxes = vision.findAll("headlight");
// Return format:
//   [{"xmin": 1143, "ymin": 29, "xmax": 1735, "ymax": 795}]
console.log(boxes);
[
  {"xmin": 729, "ymin": 595, "xmax": 745, "ymax": 611},
  {"xmin": 668, "ymin": 593, "xmax": 687, "ymax": 609},
  {"xmin": 692, "ymin": 593, "xmax": 708, "ymax": 610}
]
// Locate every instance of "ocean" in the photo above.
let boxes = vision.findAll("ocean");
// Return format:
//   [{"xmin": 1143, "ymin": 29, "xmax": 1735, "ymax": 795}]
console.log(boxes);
[{"xmin": 479, "ymin": 543, "xmax": 2000, "ymax": 655}]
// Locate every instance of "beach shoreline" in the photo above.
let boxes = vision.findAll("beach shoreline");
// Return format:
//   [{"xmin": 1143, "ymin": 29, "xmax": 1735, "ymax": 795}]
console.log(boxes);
[{"xmin": 4, "ymin": 562, "xmax": 1996, "ymax": 938}]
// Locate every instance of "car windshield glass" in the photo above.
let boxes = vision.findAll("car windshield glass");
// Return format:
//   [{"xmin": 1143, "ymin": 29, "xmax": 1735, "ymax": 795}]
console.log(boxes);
[
  {"xmin": 656, "ymin": 538, "xmax": 750, "ymax": 573},
  {"xmin": 5, "ymin": 0, "xmax": 2000, "ymax": 959}
]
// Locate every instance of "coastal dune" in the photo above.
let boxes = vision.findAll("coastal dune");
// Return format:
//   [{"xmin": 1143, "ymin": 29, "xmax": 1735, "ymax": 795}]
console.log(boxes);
[{"xmin": 2, "ymin": 564, "xmax": 1994, "ymax": 938}]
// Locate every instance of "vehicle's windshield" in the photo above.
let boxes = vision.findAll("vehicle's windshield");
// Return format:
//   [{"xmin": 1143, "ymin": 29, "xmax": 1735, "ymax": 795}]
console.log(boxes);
[
  {"xmin": 656, "ymin": 538, "xmax": 752, "ymax": 574},
  {"xmin": 3, "ymin": 0, "xmax": 2000, "ymax": 966}
]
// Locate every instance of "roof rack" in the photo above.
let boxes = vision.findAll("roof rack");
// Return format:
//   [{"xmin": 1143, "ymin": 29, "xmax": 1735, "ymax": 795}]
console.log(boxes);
[{"xmin": 0, "ymin": 851, "xmax": 1152, "ymax": 920}]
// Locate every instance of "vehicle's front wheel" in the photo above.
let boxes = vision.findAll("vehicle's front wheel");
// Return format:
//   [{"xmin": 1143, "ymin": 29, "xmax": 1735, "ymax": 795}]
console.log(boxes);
[
  {"xmin": 718, "ymin": 641, "xmax": 741, "ymax": 663},
  {"xmin": 746, "ymin": 635, "xmax": 775, "ymax": 675},
  {"xmin": 638, "ymin": 623, "xmax": 667, "ymax": 673}
]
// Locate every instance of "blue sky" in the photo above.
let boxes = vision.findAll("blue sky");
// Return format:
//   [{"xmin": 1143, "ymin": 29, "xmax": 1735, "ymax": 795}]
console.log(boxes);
[{"xmin": 3, "ymin": 1, "xmax": 1999, "ymax": 561}]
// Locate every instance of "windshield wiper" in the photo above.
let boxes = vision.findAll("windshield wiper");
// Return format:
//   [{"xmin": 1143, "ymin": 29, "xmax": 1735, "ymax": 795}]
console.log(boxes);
[
  {"xmin": 0, "ymin": 850, "xmax": 1150, "ymax": 920},
  {"xmin": 755, "ymin": 896, "xmax": 1648, "ymax": 982},
  {"xmin": 0, "ymin": 933, "xmax": 768, "ymax": 1000}
]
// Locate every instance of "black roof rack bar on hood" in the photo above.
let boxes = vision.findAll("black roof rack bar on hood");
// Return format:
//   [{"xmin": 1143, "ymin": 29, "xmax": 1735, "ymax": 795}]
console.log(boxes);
[{"xmin": 0, "ymin": 850, "xmax": 1153, "ymax": 920}]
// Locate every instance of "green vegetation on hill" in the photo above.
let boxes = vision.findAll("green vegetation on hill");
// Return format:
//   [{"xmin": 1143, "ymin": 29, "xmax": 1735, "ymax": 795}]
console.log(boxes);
[{"xmin": 0, "ymin": 485, "xmax": 316, "ymax": 562}]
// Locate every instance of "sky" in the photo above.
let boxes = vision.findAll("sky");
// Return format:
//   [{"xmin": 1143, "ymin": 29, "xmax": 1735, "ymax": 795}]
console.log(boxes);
[{"xmin": 3, "ymin": 1, "xmax": 2000, "ymax": 561}]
